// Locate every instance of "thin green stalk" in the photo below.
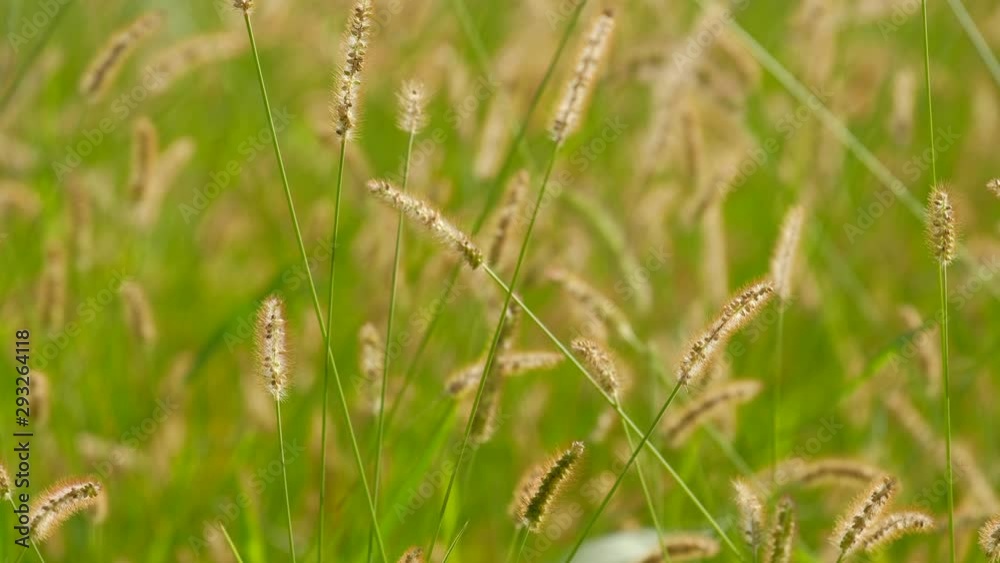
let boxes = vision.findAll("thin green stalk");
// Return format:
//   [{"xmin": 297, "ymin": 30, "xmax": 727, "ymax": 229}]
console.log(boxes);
[
  {"xmin": 939, "ymin": 264, "xmax": 955, "ymax": 563},
  {"xmin": 318, "ymin": 138, "xmax": 347, "ymax": 563},
  {"xmin": 513, "ymin": 529, "xmax": 531, "ymax": 563},
  {"xmin": 274, "ymin": 400, "xmax": 297, "ymax": 562},
  {"xmin": 773, "ymin": 305, "xmax": 785, "ymax": 483},
  {"xmin": 239, "ymin": 12, "xmax": 388, "ymax": 562},
  {"xmin": 427, "ymin": 142, "xmax": 561, "ymax": 555},
  {"xmin": 620, "ymin": 416, "xmax": 668, "ymax": 558},
  {"xmin": 442, "ymin": 521, "xmax": 469, "ymax": 563},
  {"xmin": 921, "ymin": 0, "xmax": 938, "ymax": 184},
  {"xmin": 379, "ymin": 0, "xmax": 589, "ymax": 436},
  {"xmin": 219, "ymin": 524, "xmax": 246, "ymax": 563},
  {"xmin": 504, "ymin": 528, "xmax": 526, "ymax": 563},
  {"xmin": 481, "ymin": 265, "xmax": 743, "ymax": 559},
  {"xmin": 367, "ymin": 128, "xmax": 418, "ymax": 563},
  {"xmin": 564, "ymin": 382, "xmax": 683, "ymax": 562}
]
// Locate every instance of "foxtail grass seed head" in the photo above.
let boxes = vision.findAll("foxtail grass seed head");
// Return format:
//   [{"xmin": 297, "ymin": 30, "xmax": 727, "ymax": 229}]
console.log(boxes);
[
  {"xmin": 147, "ymin": 32, "xmax": 246, "ymax": 95},
  {"xmin": 547, "ymin": 268, "xmax": 637, "ymax": 343},
  {"xmin": 770, "ymin": 205, "xmax": 805, "ymax": 301},
  {"xmin": 639, "ymin": 534, "xmax": 721, "ymax": 561},
  {"xmin": 926, "ymin": 187, "xmax": 955, "ymax": 266},
  {"xmin": 676, "ymin": 280, "xmax": 774, "ymax": 386},
  {"xmin": 121, "ymin": 280, "xmax": 157, "ymax": 345},
  {"xmin": 850, "ymin": 511, "xmax": 933, "ymax": 556},
  {"xmin": 763, "ymin": 496, "xmax": 797, "ymax": 563},
  {"xmin": 29, "ymin": 478, "xmax": 103, "ymax": 542},
  {"xmin": 38, "ymin": 241, "xmax": 67, "ymax": 331},
  {"xmin": 366, "ymin": 179, "xmax": 483, "ymax": 268},
  {"xmin": 512, "ymin": 441, "xmax": 584, "ymax": 532},
  {"xmin": 550, "ymin": 10, "xmax": 615, "ymax": 144},
  {"xmin": 397, "ymin": 547, "xmax": 425, "ymax": 563},
  {"xmin": 832, "ymin": 475, "xmax": 897, "ymax": 556},
  {"xmin": 232, "ymin": 0, "xmax": 254, "ymax": 13},
  {"xmin": 397, "ymin": 80, "xmax": 427, "ymax": 135},
  {"xmin": 733, "ymin": 479, "xmax": 765, "ymax": 553},
  {"xmin": 333, "ymin": 0, "xmax": 374, "ymax": 139},
  {"xmin": 358, "ymin": 322, "xmax": 384, "ymax": 413},
  {"xmin": 255, "ymin": 295, "xmax": 290, "ymax": 401},
  {"xmin": 980, "ymin": 515, "xmax": 1000, "ymax": 562},
  {"xmin": 769, "ymin": 458, "xmax": 883, "ymax": 491},
  {"xmin": 487, "ymin": 170, "xmax": 529, "ymax": 268},
  {"xmin": 79, "ymin": 11, "xmax": 165, "ymax": 102},
  {"xmin": 570, "ymin": 337, "xmax": 620, "ymax": 399},
  {"xmin": 469, "ymin": 373, "xmax": 503, "ymax": 445},
  {"xmin": 0, "ymin": 463, "xmax": 10, "ymax": 501},
  {"xmin": 661, "ymin": 380, "xmax": 762, "ymax": 447},
  {"xmin": 129, "ymin": 116, "xmax": 158, "ymax": 203},
  {"xmin": 988, "ymin": 178, "xmax": 1000, "ymax": 198}
]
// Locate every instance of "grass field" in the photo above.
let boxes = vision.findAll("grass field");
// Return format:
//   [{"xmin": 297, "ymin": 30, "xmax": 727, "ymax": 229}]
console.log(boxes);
[{"xmin": 3, "ymin": 0, "xmax": 1000, "ymax": 561}]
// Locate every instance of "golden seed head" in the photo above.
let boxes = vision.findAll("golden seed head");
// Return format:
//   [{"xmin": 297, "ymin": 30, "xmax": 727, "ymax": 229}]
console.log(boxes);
[
  {"xmin": 987, "ymin": 178, "xmax": 1000, "ymax": 198},
  {"xmin": 78, "ymin": 11, "xmax": 165, "ymax": 101},
  {"xmin": 550, "ymin": 10, "xmax": 615, "ymax": 144},
  {"xmin": 733, "ymin": 479, "xmax": 765, "ymax": 552},
  {"xmin": 851, "ymin": 511, "xmax": 933, "ymax": 556},
  {"xmin": 832, "ymin": 475, "xmax": 897, "ymax": 555},
  {"xmin": 29, "ymin": 477, "xmax": 104, "ymax": 542},
  {"xmin": 662, "ymin": 380, "xmax": 762, "ymax": 447},
  {"xmin": 397, "ymin": 547, "xmax": 425, "ymax": 563},
  {"xmin": 366, "ymin": 179, "xmax": 483, "ymax": 268},
  {"xmin": 255, "ymin": 295, "xmax": 290, "ymax": 401},
  {"xmin": 232, "ymin": 0, "xmax": 253, "ymax": 12},
  {"xmin": 570, "ymin": 337, "xmax": 620, "ymax": 399},
  {"xmin": 770, "ymin": 205, "xmax": 805, "ymax": 301},
  {"xmin": 980, "ymin": 515, "xmax": 1000, "ymax": 562},
  {"xmin": 333, "ymin": 0, "xmax": 374, "ymax": 139},
  {"xmin": 926, "ymin": 187, "xmax": 955, "ymax": 266},
  {"xmin": 397, "ymin": 80, "xmax": 427, "ymax": 135},
  {"xmin": 764, "ymin": 496, "xmax": 798, "ymax": 563},
  {"xmin": 512, "ymin": 441, "xmax": 584, "ymax": 532}
]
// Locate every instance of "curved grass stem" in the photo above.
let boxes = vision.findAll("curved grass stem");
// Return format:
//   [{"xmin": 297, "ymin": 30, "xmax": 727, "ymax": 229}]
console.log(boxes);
[
  {"xmin": 275, "ymin": 400, "xmax": 297, "ymax": 562},
  {"xmin": 239, "ymin": 12, "xmax": 387, "ymax": 563}
]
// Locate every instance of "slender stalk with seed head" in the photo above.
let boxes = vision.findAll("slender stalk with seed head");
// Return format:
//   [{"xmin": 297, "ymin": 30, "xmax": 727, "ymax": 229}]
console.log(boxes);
[
  {"xmin": 832, "ymin": 476, "xmax": 897, "ymax": 563},
  {"xmin": 928, "ymin": 186, "xmax": 956, "ymax": 563},
  {"xmin": 320, "ymin": 3, "xmax": 373, "ymax": 559},
  {"xmin": 427, "ymin": 10, "xmax": 614, "ymax": 554},
  {"xmin": 366, "ymin": 79, "xmax": 426, "ymax": 563},
  {"xmin": 255, "ymin": 296, "xmax": 296, "ymax": 561},
  {"xmin": 234, "ymin": 4, "xmax": 387, "ymax": 560}
]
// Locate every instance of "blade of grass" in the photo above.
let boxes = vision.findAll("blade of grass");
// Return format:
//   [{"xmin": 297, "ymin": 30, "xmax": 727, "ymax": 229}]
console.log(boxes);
[
  {"xmin": 219, "ymin": 524, "xmax": 246, "ymax": 563},
  {"xmin": 274, "ymin": 400, "xmax": 297, "ymax": 561},
  {"xmin": 238, "ymin": 11, "xmax": 388, "ymax": 563}
]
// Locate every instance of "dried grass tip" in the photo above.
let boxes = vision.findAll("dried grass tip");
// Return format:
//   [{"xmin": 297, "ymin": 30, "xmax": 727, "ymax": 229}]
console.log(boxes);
[
  {"xmin": 676, "ymin": 280, "xmax": 774, "ymax": 386},
  {"xmin": 512, "ymin": 441, "xmax": 584, "ymax": 532},
  {"xmin": 733, "ymin": 479, "xmax": 765, "ymax": 554},
  {"xmin": 255, "ymin": 295, "xmax": 290, "ymax": 401},
  {"xmin": 79, "ymin": 11, "xmax": 165, "ymax": 101},
  {"xmin": 396, "ymin": 546, "xmax": 425, "ymax": 563},
  {"xmin": 366, "ymin": 179, "xmax": 483, "ymax": 268},
  {"xmin": 29, "ymin": 478, "xmax": 104, "ymax": 542},
  {"xmin": 550, "ymin": 10, "xmax": 615, "ymax": 144},
  {"xmin": 831, "ymin": 475, "xmax": 897, "ymax": 556},
  {"xmin": 926, "ymin": 187, "xmax": 955, "ymax": 266},
  {"xmin": 333, "ymin": 0, "xmax": 374, "ymax": 138},
  {"xmin": 770, "ymin": 205, "xmax": 804, "ymax": 301},
  {"xmin": 639, "ymin": 533, "xmax": 721, "ymax": 561},
  {"xmin": 849, "ymin": 511, "xmax": 933, "ymax": 556},
  {"xmin": 397, "ymin": 80, "xmax": 427, "ymax": 135},
  {"xmin": 662, "ymin": 380, "xmax": 761, "ymax": 447}
]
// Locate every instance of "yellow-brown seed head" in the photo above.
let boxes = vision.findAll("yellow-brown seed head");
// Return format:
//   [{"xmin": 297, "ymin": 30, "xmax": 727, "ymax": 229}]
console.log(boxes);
[{"xmin": 926, "ymin": 187, "xmax": 955, "ymax": 266}]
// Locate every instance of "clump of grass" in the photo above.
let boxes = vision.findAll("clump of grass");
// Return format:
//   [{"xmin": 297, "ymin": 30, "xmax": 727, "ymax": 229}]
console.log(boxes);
[{"xmin": 78, "ymin": 10, "xmax": 165, "ymax": 101}]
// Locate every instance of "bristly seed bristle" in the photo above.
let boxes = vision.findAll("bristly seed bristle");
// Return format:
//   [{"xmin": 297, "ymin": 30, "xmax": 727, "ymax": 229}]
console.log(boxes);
[
  {"xmin": 570, "ymin": 337, "xmax": 620, "ymax": 399},
  {"xmin": 365, "ymin": 179, "xmax": 483, "ymax": 268},
  {"xmin": 397, "ymin": 80, "xmax": 427, "ymax": 135},
  {"xmin": 29, "ymin": 477, "xmax": 104, "ymax": 542},
  {"xmin": 926, "ymin": 186, "xmax": 955, "ymax": 266},
  {"xmin": 832, "ymin": 475, "xmax": 897, "ymax": 556},
  {"xmin": 512, "ymin": 441, "xmax": 584, "ymax": 532},
  {"xmin": 733, "ymin": 479, "xmax": 766, "ymax": 554},
  {"xmin": 676, "ymin": 279, "xmax": 774, "ymax": 386},
  {"xmin": 550, "ymin": 10, "xmax": 615, "ymax": 144},
  {"xmin": 333, "ymin": 0, "xmax": 374, "ymax": 139},
  {"xmin": 770, "ymin": 205, "xmax": 805, "ymax": 302},
  {"xmin": 255, "ymin": 295, "xmax": 290, "ymax": 401},
  {"xmin": 763, "ymin": 496, "xmax": 797, "ymax": 563},
  {"xmin": 661, "ymin": 380, "xmax": 762, "ymax": 447},
  {"xmin": 851, "ymin": 510, "xmax": 933, "ymax": 556},
  {"xmin": 980, "ymin": 515, "xmax": 1000, "ymax": 562},
  {"xmin": 396, "ymin": 546, "xmax": 425, "ymax": 563}
]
